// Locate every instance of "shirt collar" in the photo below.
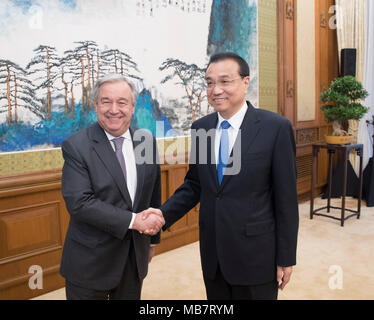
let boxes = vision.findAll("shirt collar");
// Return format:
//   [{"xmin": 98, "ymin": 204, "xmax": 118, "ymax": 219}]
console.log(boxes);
[
  {"xmin": 217, "ymin": 102, "xmax": 248, "ymax": 130},
  {"xmin": 104, "ymin": 128, "xmax": 131, "ymax": 142}
]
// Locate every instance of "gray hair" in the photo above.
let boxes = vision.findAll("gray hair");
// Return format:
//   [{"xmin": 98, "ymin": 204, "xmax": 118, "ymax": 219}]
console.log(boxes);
[{"xmin": 93, "ymin": 73, "xmax": 138, "ymax": 105}]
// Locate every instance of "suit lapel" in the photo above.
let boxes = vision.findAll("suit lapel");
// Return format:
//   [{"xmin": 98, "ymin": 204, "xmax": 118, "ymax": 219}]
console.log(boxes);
[
  {"xmin": 205, "ymin": 113, "xmax": 220, "ymax": 190},
  {"xmin": 130, "ymin": 127, "xmax": 145, "ymax": 212},
  {"xmin": 219, "ymin": 102, "xmax": 261, "ymax": 190},
  {"xmin": 90, "ymin": 123, "xmax": 133, "ymax": 208}
]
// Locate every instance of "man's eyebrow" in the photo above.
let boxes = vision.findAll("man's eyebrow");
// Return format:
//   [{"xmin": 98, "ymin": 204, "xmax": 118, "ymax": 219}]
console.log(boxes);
[{"xmin": 205, "ymin": 75, "xmax": 231, "ymax": 80}]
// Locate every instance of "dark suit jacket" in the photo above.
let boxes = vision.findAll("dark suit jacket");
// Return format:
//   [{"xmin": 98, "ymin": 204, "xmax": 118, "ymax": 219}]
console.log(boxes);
[
  {"xmin": 60, "ymin": 122, "xmax": 161, "ymax": 291},
  {"xmin": 161, "ymin": 102, "xmax": 299, "ymax": 286}
]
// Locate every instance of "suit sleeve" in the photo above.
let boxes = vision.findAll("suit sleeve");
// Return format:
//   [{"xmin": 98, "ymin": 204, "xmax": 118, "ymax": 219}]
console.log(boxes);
[
  {"xmin": 61, "ymin": 139, "xmax": 133, "ymax": 240},
  {"xmin": 161, "ymin": 122, "xmax": 201, "ymax": 229},
  {"xmin": 150, "ymin": 138, "xmax": 162, "ymax": 245},
  {"xmin": 272, "ymin": 119, "xmax": 299, "ymax": 267}
]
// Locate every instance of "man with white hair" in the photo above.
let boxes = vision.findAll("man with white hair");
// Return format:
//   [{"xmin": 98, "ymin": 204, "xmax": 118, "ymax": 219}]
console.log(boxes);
[{"xmin": 60, "ymin": 73, "xmax": 164, "ymax": 300}]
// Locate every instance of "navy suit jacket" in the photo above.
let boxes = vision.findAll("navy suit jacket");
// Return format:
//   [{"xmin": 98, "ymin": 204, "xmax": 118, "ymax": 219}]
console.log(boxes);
[
  {"xmin": 161, "ymin": 102, "xmax": 299, "ymax": 286},
  {"xmin": 60, "ymin": 122, "xmax": 161, "ymax": 291}
]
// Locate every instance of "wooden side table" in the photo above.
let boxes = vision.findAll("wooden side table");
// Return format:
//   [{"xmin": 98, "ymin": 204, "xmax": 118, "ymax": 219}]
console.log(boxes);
[{"xmin": 310, "ymin": 143, "xmax": 363, "ymax": 227}]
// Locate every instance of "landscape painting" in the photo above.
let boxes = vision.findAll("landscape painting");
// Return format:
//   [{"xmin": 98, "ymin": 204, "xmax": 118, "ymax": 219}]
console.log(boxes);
[{"xmin": 0, "ymin": 0, "xmax": 258, "ymax": 153}]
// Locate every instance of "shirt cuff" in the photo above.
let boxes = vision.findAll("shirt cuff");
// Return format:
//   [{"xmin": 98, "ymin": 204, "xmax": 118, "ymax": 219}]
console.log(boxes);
[{"xmin": 129, "ymin": 212, "xmax": 136, "ymax": 229}]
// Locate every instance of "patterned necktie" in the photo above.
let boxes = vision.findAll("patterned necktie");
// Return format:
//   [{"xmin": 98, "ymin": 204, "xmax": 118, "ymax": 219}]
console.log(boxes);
[
  {"xmin": 217, "ymin": 120, "xmax": 231, "ymax": 185},
  {"xmin": 112, "ymin": 137, "xmax": 127, "ymax": 182}
]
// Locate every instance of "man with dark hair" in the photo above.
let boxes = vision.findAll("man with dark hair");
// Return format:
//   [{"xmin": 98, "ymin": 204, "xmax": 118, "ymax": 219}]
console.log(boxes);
[
  {"xmin": 144, "ymin": 52, "xmax": 299, "ymax": 300},
  {"xmin": 60, "ymin": 74, "xmax": 164, "ymax": 300},
  {"xmin": 208, "ymin": 52, "xmax": 250, "ymax": 77}
]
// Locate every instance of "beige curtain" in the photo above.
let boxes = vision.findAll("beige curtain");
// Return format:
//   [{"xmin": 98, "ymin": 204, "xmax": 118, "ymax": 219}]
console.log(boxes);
[
  {"xmin": 336, "ymin": 0, "xmax": 366, "ymax": 82},
  {"xmin": 335, "ymin": 0, "xmax": 366, "ymax": 173}
]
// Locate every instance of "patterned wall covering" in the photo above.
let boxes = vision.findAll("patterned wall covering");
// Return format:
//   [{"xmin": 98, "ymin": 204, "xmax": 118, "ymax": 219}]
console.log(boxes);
[
  {"xmin": 0, "ymin": 148, "xmax": 64, "ymax": 176},
  {"xmin": 258, "ymin": 0, "xmax": 278, "ymax": 114},
  {"xmin": 0, "ymin": 0, "xmax": 277, "ymax": 177}
]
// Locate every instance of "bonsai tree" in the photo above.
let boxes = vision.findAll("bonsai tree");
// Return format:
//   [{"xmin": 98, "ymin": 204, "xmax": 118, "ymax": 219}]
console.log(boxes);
[{"xmin": 321, "ymin": 75, "xmax": 369, "ymax": 136}]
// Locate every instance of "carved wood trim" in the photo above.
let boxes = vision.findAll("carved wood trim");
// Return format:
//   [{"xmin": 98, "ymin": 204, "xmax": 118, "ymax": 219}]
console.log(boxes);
[
  {"xmin": 0, "ymin": 170, "xmax": 62, "ymax": 199},
  {"xmin": 320, "ymin": 12, "xmax": 327, "ymax": 28},
  {"xmin": 286, "ymin": 0, "xmax": 294, "ymax": 20},
  {"xmin": 0, "ymin": 265, "xmax": 60, "ymax": 291},
  {"xmin": 296, "ymin": 128, "xmax": 319, "ymax": 145},
  {"xmin": 277, "ymin": 0, "xmax": 296, "ymax": 124},
  {"xmin": 286, "ymin": 80, "xmax": 294, "ymax": 98}
]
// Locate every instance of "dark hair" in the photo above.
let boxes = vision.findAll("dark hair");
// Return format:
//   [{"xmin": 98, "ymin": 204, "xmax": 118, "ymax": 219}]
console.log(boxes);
[{"xmin": 207, "ymin": 52, "xmax": 250, "ymax": 78}]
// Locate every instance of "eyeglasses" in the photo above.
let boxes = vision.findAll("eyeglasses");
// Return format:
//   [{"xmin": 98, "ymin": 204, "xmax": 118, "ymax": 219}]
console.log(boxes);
[
  {"xmin": 206, "ymin": 77, "xmax": 243, "ymax": 90},
  {"xmin": 98, "ymin": 100, "xmax": 131, "ymax": 108}
]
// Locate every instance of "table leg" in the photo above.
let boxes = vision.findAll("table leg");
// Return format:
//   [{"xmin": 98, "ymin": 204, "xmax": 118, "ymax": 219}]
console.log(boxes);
[
  {"xmin": 341, "ymin": 149, "xmax": 348, "ymax": 227},
  {"xmin": 327, "ymin": 150, "xmax": 334, "ymax": 213},
  {"xmin": 358, "ymin": 149, "xmax": 363, "ymax": 219},
  {"xmin": 310, "ymin": 146, "xmax": 318, "ymax": 220}
]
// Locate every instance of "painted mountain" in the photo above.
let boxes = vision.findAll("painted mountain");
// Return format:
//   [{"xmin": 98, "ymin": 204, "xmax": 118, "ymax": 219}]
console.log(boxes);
[
  {"xmin": 207, "ymin": 0, "xmax": 258, "ymax": 103},
  {"xmin": 0, "ymin": 0, "xmax": 258, "ymax": 153},
  {"xmin": 0, "ymin": 38, "xmax": 179, "ymax": 152},
  {"xmin": 0, "ymin": 87, "xmax": 174, "ymax": 152}
]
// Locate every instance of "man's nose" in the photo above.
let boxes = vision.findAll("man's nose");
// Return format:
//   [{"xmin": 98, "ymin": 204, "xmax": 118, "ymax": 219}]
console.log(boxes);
[
  {"xmin": 108, "ymin": 102, "xmax": 120, "ymax": 113},
  {"xmin": 211, "ymin": 83, "xmax": 224, "ymax": 95}
]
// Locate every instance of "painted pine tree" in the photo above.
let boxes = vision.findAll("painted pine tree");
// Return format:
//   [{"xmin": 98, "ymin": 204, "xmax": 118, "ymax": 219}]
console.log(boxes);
[
  {"xmin": 159, "ymin": 58, "xmax": 206, "ymax": 122},
  {"xmin": 100, "ymin": 49, "xmax": 141, "ymax": 80},
  {"xmin": 26, "ymin": 45, "xmax": 60, "ymax": 119},
  {"xmin": 0, "ymin": 60, "xmax": 43, "ymax": 126}
]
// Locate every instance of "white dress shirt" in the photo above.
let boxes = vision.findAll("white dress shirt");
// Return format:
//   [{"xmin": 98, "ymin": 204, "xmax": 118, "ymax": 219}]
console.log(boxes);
[
  {"xmin": 104, "ymin": 129, "xmax": 137, "ymax": 229},
  {"xmin": 214, "ymin": 102, "xmax": 248, "ymax": 166}
]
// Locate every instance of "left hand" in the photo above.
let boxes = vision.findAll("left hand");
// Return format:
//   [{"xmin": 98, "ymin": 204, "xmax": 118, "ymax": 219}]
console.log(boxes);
[
  {"xmin": 148, "ymin": 246, "xmax": 155, "ymax": 263},
  {"xmin": 277, "ymin": 266, "xmax": 293, "ymax": 290}
]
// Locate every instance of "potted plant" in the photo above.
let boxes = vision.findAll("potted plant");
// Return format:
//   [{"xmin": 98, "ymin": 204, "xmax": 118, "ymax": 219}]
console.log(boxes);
[{"xmin": 321, "ymin": 75, "xmax": 369, "ymax": 144}]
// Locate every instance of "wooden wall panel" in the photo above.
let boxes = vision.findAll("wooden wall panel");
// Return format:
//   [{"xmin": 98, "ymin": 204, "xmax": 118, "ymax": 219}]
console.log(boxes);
[
  {"xmin": 278, "ymin": 0, "xmax": 339, "ymax": 199},
  {"xmin": 315, "ymin": 0, "xmax": 339, "ymax": 193},
  {"xmin": 0, "ymin": 163, "xmax": 199, "ymax": 299},
  {"xmin": 0, "ymin": 171, "xmax": 67, "ymax": 300},
  {"xmin": 157, "ymin": 162, "xmax": 199, "ymax": 254},
  {"xmin": 0, "ymin": 202, "xmax": 61, "ymax": 259}
]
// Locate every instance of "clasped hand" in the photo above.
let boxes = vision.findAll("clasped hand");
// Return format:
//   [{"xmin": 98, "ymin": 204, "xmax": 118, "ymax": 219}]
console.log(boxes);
[{"xmin": 133, "ymin": 208, "xmax": 164, "ymax": 235}]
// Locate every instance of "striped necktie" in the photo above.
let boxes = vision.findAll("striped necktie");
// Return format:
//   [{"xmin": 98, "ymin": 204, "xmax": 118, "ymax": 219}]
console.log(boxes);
[{"xmin": 112, "ymin": 137, "xmax": 127, "ymax": 182}]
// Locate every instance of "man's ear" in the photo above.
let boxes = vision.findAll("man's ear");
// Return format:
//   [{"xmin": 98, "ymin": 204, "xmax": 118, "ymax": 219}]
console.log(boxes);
[
  {"xmin": 131, "ymin": 103, "xmax": 136, "ymax": 116},
  {"xmin": 244, "ymin": 76, "xmax": 250, "ymax": 89}
]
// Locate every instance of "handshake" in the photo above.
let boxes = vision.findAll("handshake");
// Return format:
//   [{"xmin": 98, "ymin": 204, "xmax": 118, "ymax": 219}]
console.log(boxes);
[{"xmin": 132, "ymin": 208, "xmax": 165, "ymax": 235}]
